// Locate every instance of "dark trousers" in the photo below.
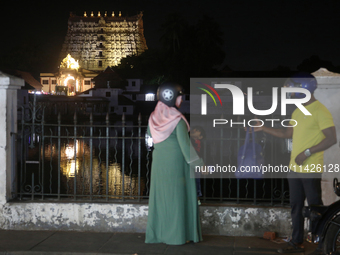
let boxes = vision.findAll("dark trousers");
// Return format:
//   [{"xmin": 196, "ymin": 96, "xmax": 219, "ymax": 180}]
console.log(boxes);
[
  {"xmin": 287, "ymin": 172, "xmax": 322, "ymax": 244},
  {"xmin": 196, "ymin": 178, "xmax": 202, "ymax": 197}
]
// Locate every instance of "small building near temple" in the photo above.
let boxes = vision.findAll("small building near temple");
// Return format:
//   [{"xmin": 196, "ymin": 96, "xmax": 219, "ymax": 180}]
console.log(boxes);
[{"xmin": 40, "ymin": 54, "xmax": 98, "ymax": 95}]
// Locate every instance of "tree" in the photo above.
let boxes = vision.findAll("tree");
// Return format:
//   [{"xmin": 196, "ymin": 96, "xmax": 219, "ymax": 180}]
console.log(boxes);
[
  {"xmin": 297, "ymin": 55, "xmax": 337, "ymax": 73},
  {"xmin": 117, "ymin": 13, "xmax": 227, "ymax": 90},
  {"xmin": 159, "ymin": 14, "xmax": 226, "ymax": 88},
  {"xmin": 116, "ymin": 49, "xmax": 168, "ymax": 85},
  {"xmin": 159, "ymin": 13, "xmax": 189, "ymax": 54},
  {"xmin": 191, "ymin": 15, "xmax": 225, "ymax": 76}
]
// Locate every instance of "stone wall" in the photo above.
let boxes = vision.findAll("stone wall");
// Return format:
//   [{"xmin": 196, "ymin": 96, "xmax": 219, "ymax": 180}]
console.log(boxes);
[{"xmin": 0, "ymin": 202, "xmax": 291, "ymax": 237}]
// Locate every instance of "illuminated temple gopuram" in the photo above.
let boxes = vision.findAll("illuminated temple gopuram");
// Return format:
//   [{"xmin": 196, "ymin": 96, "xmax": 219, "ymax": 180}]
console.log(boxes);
[
  {"xmin": 59, "ymin": 11, "xmax": 148, "ymax": 71},
  {"xmin": 40, "ymin": 11, "xmax": 147, "ymax": 95}
]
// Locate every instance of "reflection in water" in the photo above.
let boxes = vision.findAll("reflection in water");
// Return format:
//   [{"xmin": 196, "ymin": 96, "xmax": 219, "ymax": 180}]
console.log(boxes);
[
  {"xmin": 66, "ymin": 160, "xmax": 78, "ymax": 177},
  {"xmin": 65, "ymin": 146, "xmax": 74, "ymax": 160},
  {"xmin": 44, "ymin": 139, "xmax": 146, "ymax": 199}
]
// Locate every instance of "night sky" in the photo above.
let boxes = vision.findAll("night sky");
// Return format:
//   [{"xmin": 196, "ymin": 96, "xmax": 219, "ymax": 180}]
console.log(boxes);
[{"xmin": 1, "ymin": 0, "xmax": 340, "ymax": 72}]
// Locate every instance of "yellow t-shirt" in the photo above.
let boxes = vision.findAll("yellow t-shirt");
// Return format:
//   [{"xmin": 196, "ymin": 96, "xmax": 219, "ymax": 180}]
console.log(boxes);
[{"xmin": 289, "ymin": 100, "xmax": 334, "ymax": 173}]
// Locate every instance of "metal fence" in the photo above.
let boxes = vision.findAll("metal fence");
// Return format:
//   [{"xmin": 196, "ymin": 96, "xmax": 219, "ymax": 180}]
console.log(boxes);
[{"xmin": 15, "ymin": 98, "xmax": 290, "ymax": 205}]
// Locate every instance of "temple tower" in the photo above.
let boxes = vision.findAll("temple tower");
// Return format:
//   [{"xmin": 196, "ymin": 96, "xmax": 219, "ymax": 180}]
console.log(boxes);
[{"xmin": 60, "ymin": 11, "xmax": 148, "ymax": 71}]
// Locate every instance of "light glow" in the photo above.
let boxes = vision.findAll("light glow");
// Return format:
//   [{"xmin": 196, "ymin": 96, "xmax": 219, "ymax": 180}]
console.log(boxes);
[
  {"xmin": 65, "ymin": 146, "xmax": 74, "ymax": 159},
  {"xmin": 145, "ymin": 133, "xmax": 153, "ymax": 148},
  {"xmin": 145, "ymin": 93, "xmax": 155, "ymax": 101},
  {"xmin": 69, "ymin": 160, "xmax": 76, "ymax": 177},
  {"xmin": 64, "ymin": 76, "xmax": 75, "ymax": 86},
  {"xmin": 65, "ymin": 141, "xmax": 79, "ymax": 160},
  {"xmin": 60, "ymin": 54, "xmax": 80, "ymax": 70}
]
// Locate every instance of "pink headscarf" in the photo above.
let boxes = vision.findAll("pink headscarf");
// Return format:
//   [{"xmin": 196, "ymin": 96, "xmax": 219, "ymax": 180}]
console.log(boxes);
[{"xmin": 149, "ymin": 96, "xmax": 190, "ymax": 144}]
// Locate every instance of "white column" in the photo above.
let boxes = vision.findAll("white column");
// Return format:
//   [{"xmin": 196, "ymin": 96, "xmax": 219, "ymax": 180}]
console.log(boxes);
[
  {"xmin": 313, "ymin": 68, "xmax": 340, "ymax": 205},
  {"xmin": 0, "ymin": 71, "xmax": 24, "ymax": 204}
]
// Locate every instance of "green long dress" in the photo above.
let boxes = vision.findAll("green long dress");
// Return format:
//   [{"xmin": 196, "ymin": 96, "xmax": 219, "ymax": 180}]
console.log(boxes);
[{"xmin": 145, "ymin": 119, "xmax": 203, "ymax": 245}]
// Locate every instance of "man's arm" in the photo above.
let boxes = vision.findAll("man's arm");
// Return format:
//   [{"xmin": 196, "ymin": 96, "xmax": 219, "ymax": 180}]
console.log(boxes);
[
  {"xmin": 310, "ymin": 126, "xmax": 337, "ymax": 154},
  {"xmin": 295, "ymin": 126, "xmax": 337, "ymax": 165}
]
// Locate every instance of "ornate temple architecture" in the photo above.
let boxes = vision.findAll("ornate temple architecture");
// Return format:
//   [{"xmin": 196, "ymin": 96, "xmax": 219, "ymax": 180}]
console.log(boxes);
[
  {"xmin": 41, "ymin": 54, "xmax": 98, "ymax": 95},
  {"xmin": 59, "ymin": 11, "xmax": 148, "ymax": 71},
  {"xmin": 40, "ymin": 11, "xmax": 147, "ymax": 95}
]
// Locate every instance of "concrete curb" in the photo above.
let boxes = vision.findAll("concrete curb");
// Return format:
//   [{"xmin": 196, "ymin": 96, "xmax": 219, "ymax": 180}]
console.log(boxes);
[{"xmin": 0, "ymin": 252, "xmax": 129, "ymax": 255}]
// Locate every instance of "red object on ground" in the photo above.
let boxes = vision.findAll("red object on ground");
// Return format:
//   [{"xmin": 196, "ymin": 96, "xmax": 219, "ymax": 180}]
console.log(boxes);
[{"xmin": 263, "ymin": 231, "xmax": 276, "ymax": 240}]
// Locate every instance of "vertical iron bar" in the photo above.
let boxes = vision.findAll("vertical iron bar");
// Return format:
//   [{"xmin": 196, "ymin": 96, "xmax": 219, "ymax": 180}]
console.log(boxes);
[
  {"xmin": 41, "ymin": 107, "xmax": 45, "ymax": 200},
  {"xmin": 38, "ymin": 132, "xmax": 42, "ymax": 199},
  {"xmin": 281, "ymin": 179, "xmax": 284, "ymax": 205},
  {"xmin": 23, "ymin": 132, "xmax": 28, "ymax": 196},
  {"xmin": 49, "ymin": 128, "xmax": 53, "ymax": 194},
  {"xmin": 271, "ymin": 135, "xmax": 274, "ymax": 205},
  {"xmin": 106, "ymin": 112, "xmax": 109, "ymax": 201},
  {"xmin": 122, "ymin": 113, "xmax": 125, "ymax": 201},
  {"xmin": 219, "ymin": 126, "xmax": 223, "ymax": 202},
  {"xmin": 98, "ymin": 129, "xmax": 102, "ymax": 196},
  {"xmin": 31, "ymin": 173, "xmax": 34, "ymax": 200},
  {"xmin": 253, "ymin": 130, "xmax": 256, "ymax": 204},
  {"xmin": 114, "ymin": 129, "xmax": 118, "ymax": 197},
  {"xmin": 228, "ymin": 129, "xmax": 233, "ymax": 199},
  {"xmin": 58, "ymin": 112, "xmax": 61, "ymax": 200},
  {"xmin": 254, "ymin": 180, "xmax": 257, "ymax": 205},
  {"xmin": 129, "ymin": 129, "xmax": 134, "ymax": 198},
  {"xmin": 138, "ymin": 113, "xmax": 141, "ymax": 202},
  {"xmin": 90, "ymin": 112, "xmax": 93, "ymax": 201},
  {"xmin": 30, "ymin": 94, "xmax": 36, "ymax": 149},
  {"xmin": 74, "ymin": 112, "xmax": 77, "ymax": 200},
  {"xmin": 237, "ymin": 126, "xmax": 241, "ymax": 204},
  {"xmin": 20, "ymin": 107, "xmax": 25, "ymax": 200},
  {"xmin": 81, "ymin": 128, "xmax": 86, "ymax": 195},
  {"xmin": 145, "ymin": 131, "xmax": 150, "ymax": 197},
  {"xmin": 203, "ymin": 140, "xmax": 207, "ymax": 203},
  {"xmin": 65, "ymin": 129, "xmax": 70, "ymax": 195}
]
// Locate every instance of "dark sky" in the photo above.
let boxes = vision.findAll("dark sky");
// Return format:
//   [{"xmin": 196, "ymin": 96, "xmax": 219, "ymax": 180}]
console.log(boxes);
[{"xmin": 1, "ymin": 0, "xmax": 340, "ymax": 71}]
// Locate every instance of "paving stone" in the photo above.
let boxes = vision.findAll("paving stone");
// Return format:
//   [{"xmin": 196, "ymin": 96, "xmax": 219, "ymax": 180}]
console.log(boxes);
[
  {"xmin": 30, "ymin": 231, "xmax": 112, "ymax": 253},
  {"xmin": 99, "ymin": 233, "xmax": 166, "ymax": 254},
  {"xmin": 0, "ymin": 231, "xmax": 321, "ymax": 255},
  {"xmin": 0, "ymin": 230, "xmax": 54, "ymax": 251}
]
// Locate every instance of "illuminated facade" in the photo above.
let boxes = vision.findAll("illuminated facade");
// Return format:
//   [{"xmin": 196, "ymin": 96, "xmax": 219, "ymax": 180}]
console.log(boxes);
[
  {"xmin": 60, "ymin": 11, "xmax": 148, "ymax": 71},
  {"xmin": 40, "ymin": 54, "xmax": 98, "ymax": 95}
]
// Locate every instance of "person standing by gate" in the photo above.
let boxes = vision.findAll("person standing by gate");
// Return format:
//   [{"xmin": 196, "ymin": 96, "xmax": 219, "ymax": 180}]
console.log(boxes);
[
  {"xmin": 145, "ymin": 82, "xmax": 203, "ymax": 245},
  {"xmin": 252, "ymin": 73, "xmax": 337, "ymax": 254}
]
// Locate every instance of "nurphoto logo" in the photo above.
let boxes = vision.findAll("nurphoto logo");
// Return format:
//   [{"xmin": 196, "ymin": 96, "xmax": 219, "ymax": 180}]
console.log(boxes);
[
  {"xmin": 200, "ymin": 83, "xmax": 311, "ymax": 116},
  {"xmin": 189, "ymin": 78, "xmax": 320, "ymax": 179}
]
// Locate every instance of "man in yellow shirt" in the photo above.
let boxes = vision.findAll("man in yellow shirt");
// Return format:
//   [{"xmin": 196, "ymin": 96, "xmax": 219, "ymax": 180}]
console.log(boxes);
[{"xmin": 253, "ymin": 73, "xmax": 337, "ymax": 254}]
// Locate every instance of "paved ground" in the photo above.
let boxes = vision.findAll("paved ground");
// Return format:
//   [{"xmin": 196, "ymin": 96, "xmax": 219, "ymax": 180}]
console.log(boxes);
[{"xmin": 0, "ymin": 230, "xmax": 318, "ymax": 255}]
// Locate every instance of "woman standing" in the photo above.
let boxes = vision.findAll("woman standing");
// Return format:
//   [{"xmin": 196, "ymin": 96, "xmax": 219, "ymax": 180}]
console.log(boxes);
[{"xmin": 145, "ymin": 82, "xmax": 203, "ymax": 245}]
